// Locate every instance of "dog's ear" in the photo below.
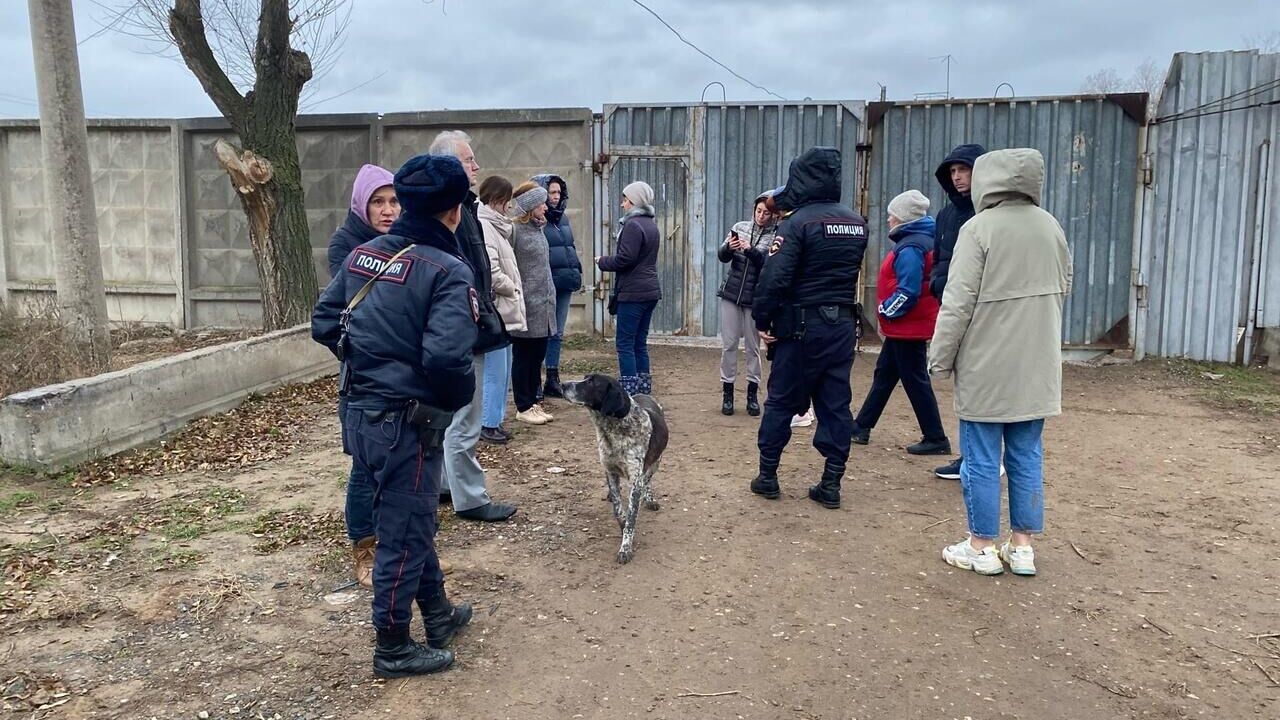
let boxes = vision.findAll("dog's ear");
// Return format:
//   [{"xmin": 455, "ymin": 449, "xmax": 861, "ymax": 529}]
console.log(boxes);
[{"xmin": 598, "ymin": 376, "xmax": 632, "ymax": 419}]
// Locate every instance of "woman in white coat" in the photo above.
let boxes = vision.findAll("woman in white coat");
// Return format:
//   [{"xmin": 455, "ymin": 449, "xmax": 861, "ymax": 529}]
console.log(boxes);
[{"xmin": 477, "ymin": 176, "xmax": 526, "ymax": 444}]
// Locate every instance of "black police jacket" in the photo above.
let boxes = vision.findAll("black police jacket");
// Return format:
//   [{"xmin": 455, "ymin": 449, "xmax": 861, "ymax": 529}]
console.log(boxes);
[
  {"xmin": 312, "ymin": 217, "xmax": 478, "ymax": 412},
  {"xmin": 752, "ymin": 147, "xmax": 868, "ymax": 333}
]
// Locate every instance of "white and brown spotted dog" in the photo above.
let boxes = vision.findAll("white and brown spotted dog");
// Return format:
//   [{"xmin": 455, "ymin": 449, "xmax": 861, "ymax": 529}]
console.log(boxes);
[{"xmin": 561, "ymin": 374, "xmax": 669, "ymax": 564}]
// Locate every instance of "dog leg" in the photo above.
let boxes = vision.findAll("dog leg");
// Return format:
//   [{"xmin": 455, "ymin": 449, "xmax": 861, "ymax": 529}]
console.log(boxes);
[
  {"xmin": 617, "ymin": 461, "xmax": 645, "ymax": 564},
  {"xmin": 641, "ymin": 465, "xmax": 660, "ymax": 511},
  {"xmin": 605, "ymin": 470, "xmax": 624, "ymax": 528}
]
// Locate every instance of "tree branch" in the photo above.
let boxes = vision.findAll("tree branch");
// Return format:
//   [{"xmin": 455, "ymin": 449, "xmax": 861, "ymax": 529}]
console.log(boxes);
[
  {"xmin": 169, "ymin": 0, "xmax": 246, "ymax": 123},
  {"xmin": 255, "ymin": 0, "xmax": 314, "ymax": 98}
]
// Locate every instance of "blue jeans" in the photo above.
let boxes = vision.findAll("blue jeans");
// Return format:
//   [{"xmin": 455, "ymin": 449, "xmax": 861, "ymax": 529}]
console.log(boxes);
[
  {"xmin": 615, "ymin": 300, "xmax": 658, "ymax": 377},
  {"xmin": 959, "ymin": 419, "xmax": 1046, "ymax": 540},
  {"xmin": 339, "ymin": 396, "xmax": 376, "ymax": 542},
  {"xmin": 543, "ymin": 290, "xmax": 574, "ymax": 369},
  {"xmin": 481, "ymin": 345, "xmax": 512, "ymax": 428}
]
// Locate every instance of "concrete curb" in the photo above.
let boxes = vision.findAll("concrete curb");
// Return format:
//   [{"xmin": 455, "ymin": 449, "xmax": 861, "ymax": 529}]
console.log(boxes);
[{"xmin": 0, "ymin": 324, "xmax": 336, "ymax": 471}]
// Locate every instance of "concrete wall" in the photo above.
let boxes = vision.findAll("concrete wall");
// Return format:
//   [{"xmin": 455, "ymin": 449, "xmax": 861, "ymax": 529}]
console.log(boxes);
[{"xmin": 0, "ymin": 324, "xmax": 336, "ymax": 470}]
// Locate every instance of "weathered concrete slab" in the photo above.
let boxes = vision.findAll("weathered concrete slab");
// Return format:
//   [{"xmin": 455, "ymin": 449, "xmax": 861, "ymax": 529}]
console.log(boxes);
[{"xmin": 0, "ymin": 324, "xmax": 336, "ymax": 471}]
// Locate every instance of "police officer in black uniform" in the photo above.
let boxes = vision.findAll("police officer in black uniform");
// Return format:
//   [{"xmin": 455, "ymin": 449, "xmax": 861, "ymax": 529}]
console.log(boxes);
[
  {"xmin": 313, "ymin": 154, "xmax": 479, "ymax": 678},
  {"xmin": 749, "ymin": 147, "xmax": 868, "ymax": 509}
]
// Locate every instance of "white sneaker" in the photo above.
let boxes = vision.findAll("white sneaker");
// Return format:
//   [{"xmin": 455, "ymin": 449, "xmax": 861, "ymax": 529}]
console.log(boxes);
[
  {"xmin": 516, "ymin": 408, "xmax": 549, "ymax": 425},
  {"xmin": 999, "ymin": 541, "xmax": 1037, "ymax": 576},
  {"xmin": 533, "ymin": 404, "xmax": 555, "ymax": 422},
  {"xmin": 791, "ymin": 412, "xmax": 814, "ymax": 428},
  {"xmin": 942, "ymin": 538, "xmax": 1004, "ymax": 575}
]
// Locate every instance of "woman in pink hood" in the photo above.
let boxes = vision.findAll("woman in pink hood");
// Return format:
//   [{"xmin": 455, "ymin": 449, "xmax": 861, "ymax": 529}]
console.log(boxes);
[{"xmin": 326, "ymin": 164, "xmax": 400, "ymax": 278}]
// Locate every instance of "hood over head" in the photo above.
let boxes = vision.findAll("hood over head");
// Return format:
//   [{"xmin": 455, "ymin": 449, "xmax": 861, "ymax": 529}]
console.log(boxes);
[
  {"xmin": 972, "ymin": 148, "xmax": 1045, "ymax": 213},
  {"xmin": 350, "ymin": 164, "xmax": 395, "ymax": 227},
  {"xmin": 934, "ymin": 143, "xmax": 986, "ymax": 201},
  {"xmin": 772, "ymin": 147, "xmax": 842, "ymax": 212},
  {"xmin": 532, "ymin": 174, "xmax": 569, "ymax": 222}
]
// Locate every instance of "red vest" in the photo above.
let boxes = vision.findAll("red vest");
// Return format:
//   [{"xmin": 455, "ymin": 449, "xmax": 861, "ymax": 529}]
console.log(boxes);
[{"xmin": 877, "ymin": 245, "xmax": 940, "ymax": 340}]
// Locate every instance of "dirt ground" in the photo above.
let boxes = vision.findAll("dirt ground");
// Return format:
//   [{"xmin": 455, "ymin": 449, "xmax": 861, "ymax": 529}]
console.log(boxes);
[{"xmin": 2, "ymin": 340, "xmax": 1278, "ymax": 720}]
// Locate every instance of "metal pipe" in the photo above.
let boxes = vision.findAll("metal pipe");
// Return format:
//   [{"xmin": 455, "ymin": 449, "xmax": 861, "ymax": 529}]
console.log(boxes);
[
  {"xmin": 700, "ymin": 82, "xmax": 726, "ymax": 104},
  {"xmin": 1243, "ymin": 138, "xmax": 1272, "ymax": 365}
]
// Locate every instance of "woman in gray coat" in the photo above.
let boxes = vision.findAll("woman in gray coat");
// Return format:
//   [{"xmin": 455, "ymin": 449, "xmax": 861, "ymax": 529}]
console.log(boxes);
[{"xmin": 509, "ymin": 181, "xmax": 558, "ymax": 425}]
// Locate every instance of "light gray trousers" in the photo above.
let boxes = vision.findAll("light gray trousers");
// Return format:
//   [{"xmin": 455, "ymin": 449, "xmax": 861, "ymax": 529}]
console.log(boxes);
[
  {"xmin": 442, "ymin": 355, "xmax": 491, "ymax": 512},
  {"xmin": 719, "ymin": 298, "xmax": 762, "ymax": 385}
]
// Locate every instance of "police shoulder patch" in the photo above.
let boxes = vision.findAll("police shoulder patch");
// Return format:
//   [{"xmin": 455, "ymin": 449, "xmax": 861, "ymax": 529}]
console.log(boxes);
[
  {"xmin": 347, "ymin": 247, "xmax": 414, "ymax": 284},
  {"xmin": 768, "ymin": 235, "xmax": 785, "ymax": 257},
  {"xmin": 468, "ymin": 288, "xmax": 480, "ymax": 322},
  {"xmin": 822, "ymin": 220, "xmax": 867, "ymax": 239}
]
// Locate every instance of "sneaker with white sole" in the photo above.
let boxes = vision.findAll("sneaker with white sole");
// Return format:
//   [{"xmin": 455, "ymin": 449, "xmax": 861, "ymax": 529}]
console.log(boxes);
[
  {"xmin": 999, "ymin": 541, "xmax": 1037, "ymax": 576},
  {"xmin": 533, "ymin": 404, "xmax": 555, "ymax": 422},
  {"xmin": 942, "ymin": 538, "xmax": 1004, "ymax": 575},
  {"xmin": 791, "ymin": 412, "xmax": 814, "ymax": 428},
  {"xmin": 516, "ymin": 409, "xmax": 549, "ymax": 425}
]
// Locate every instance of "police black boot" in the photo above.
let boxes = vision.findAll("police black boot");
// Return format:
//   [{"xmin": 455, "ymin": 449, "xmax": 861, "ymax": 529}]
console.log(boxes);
[
  {"xmin": 807, "ymin": 468, "xmax": 842, "ymax": 509},
  {"xmin": 543, "ymin": 368, "xmax": 564, "ymax": 399},
  {"xmin": 422, "ymin": 590, "xmax": 473, "ymax": 649},
  {"xmin": 373, "ymin": 627, "xmax": 453, "ymax": 678},
  {"xmin": 746, "ymin": 382, "xmax": 761, "ymax": 417},
  {"xmin": 721, "ymin": 382, "xmax": 735, "ymax": 416},
  {"xmin": 750, "ymin": 457, "xmax": 781, "ymax": 500}
]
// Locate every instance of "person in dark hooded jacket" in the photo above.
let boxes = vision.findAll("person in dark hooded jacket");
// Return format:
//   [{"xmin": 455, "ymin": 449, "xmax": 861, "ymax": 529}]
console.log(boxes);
[
  {"xmin": 531, "ymin": 174, "xmax": 582, "ymax": 399},
  {"xmin": 929, "ymin": 143, "xmax": 985, "ymax": 481},
  {"xmin": 749, "ymin": 147, "xmax": 868, "ymax": 511}
]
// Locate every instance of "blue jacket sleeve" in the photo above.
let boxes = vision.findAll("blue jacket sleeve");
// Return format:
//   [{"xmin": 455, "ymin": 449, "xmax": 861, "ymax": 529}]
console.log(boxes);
[
  {"xmin": 421, "ymin": 265, "xmax": 479, "ymax": 412},
  {"xmin": 312, "ymin": 273, "xmax": 346, "ymax": 358},
  {"xmin": 597, "ymin": 221, "xmax": 642, "ymax": 273},
  {"xmin": 751, "ymin": 224, "xmax": 800, "ymax": 332},
  {"xmin": 879, "ymin": 245, "xmax": 924, "ymax": 319}
]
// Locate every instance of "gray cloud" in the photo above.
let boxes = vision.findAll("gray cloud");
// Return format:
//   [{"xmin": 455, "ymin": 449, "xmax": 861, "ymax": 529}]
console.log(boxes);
[{"xmin": 0, "ymin": 0, "xmax": 1272, "ymax": 119}]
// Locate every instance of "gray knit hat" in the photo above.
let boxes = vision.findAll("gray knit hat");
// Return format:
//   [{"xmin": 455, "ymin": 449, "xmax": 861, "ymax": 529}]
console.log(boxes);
[
  {"xmin": 888, "ymin": 189, "xmax": 930, "ymax": 222},
  {"xmin": 514, "ymin": 185, "xmax": 548, "ymax": 215},
  {"xmin": 623, "ymin": 181, "xmax": 655, "ymax": 208}
]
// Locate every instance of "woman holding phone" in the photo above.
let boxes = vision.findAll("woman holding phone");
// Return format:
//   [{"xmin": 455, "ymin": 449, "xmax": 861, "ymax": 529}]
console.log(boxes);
[{"xmin": 715, "ymin": 190, "xmax": 776, "ymax": 416}]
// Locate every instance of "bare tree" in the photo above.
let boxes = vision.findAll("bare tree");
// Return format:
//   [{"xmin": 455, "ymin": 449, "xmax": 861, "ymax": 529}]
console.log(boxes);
[
  {"xmin": 1082, "ymin": 59, "xmax": 1168, "ymax": 117},
  {"xmin": 1080, "ymin": 67, "xmax": 1125, "ymax": 94},
  {"xmin": 1243, "ymin": 31, "xmax": 1280, "ymax": 53},
  {"xmin": 108, "ymin": 0, "xmax": 352, "ymax": 330}
]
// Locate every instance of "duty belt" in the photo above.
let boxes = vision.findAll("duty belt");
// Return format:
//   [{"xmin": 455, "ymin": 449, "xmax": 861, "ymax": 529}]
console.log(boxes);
[{"xmin": 798, "ymin": 304, "xmax": 856, "ymax": 321}]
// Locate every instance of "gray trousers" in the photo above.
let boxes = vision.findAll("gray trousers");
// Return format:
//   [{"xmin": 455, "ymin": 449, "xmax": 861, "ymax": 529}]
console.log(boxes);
[
  {"xmin": 719, "ymin": 298, "xmax": 762, "ymax": 385},
  {"xmin": 443, "ymin": 354, "xmax": 490, "ymax": 512}
]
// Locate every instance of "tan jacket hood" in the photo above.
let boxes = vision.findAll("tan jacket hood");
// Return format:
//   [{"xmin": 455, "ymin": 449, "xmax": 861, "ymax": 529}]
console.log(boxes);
[{"xmin": 972, "ymin": 148, "xmax": 1044, "ymax": 212}]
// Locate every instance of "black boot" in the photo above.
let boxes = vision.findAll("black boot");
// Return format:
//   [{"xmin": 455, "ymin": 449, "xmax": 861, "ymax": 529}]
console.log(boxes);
[
  {"xmin": 746, "ymin": 382, "xmax": 761, "ymax": 417},
  {"xmin": 721, "ymin": 382, "xmax": 735, "ymax": 416},
  {"xmin": 544, "ymin": 368, "xmax": 564, "ymax": 399},
  {"xmin": 851, "ymin": 422, "xmax": 870, "ymax": 446},
  {"xmin": 421, "ymin": 589, "xmax": 473, "ymax": 649},
  {"xmin": 750, "ymin": 457, "xmax": 781, "ymax": 500},
  {"xmin": 373, "ymin": 627, "xmax": 453, "ymax": 678},
  {"xmin": 807, "ymin": 467, "xmax": 842, "ymax": 509}
]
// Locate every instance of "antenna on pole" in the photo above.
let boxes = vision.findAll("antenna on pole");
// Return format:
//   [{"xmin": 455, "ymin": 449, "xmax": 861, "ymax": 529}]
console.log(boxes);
[
  {"xmin": 929, "ymin": 54, "xmax": 956, "ymax": 98},
  {"xmin": 876, "ymin": 82, "xmax": 887, "ymax": 102}
]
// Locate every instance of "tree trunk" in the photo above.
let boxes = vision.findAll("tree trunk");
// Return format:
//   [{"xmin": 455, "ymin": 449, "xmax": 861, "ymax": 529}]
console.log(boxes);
[
  {"xmin": 27, "ymin": 0, "xmax": 110, "ymax": 371},
  {"xmin": 214, "ymin": 131, "xmax": 316, "ymax": 332}
]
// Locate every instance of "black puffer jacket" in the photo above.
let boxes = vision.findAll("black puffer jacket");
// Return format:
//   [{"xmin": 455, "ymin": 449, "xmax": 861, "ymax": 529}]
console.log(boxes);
[
  {"xmin": 327, "ymin": 210, "xmax": 380, "ymax": 279},
  {"xmin": 716, "ymin": 196, "xmax": 776, "ymax": 308},
  {"xmin": 532, "ymin": 174, "xmax": 583, "ymax": 293},
  {"xmin": 752, "ymin": 147, "xmax": 868, "ymax": 332},
  {"xmin": 929, "ymin": 143, "xmax": 985, "ymax": 299}
]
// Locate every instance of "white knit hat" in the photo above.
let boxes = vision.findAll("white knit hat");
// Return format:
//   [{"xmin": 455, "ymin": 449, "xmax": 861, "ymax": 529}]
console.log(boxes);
[
  {"xmin": 623, "ymin": 181, "xmax": 655, "ymax": 208},
  {"xmin": 888, "ymin": 189, "xmax": 930, "ymax": 223}
]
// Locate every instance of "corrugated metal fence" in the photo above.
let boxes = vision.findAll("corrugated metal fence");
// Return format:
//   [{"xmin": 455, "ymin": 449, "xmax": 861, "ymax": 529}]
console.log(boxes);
[
  {"xmin": 1139, "ymin": 51, "xmax": 1280, "ymax": 363},
  {"xmin": 867, "ymin": 95, "xmax": 1146, "ymax": 346},
  {"xmin": 601, "ymin": 102, "xmax": 865, "ymax": 336}
]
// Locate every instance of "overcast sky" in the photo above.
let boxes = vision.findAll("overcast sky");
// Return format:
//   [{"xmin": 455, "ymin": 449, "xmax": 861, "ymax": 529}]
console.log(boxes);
[{"xmin": 0, "ymin": 1, "xmax": 1275, "ymax": 119}]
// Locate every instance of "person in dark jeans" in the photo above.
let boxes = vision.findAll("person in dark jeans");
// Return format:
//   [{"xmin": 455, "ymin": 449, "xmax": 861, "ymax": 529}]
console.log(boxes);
[
  {"xmin": 509, "ymin": 182, "xmax": 558, "ymax": 424},
  {"xmin": 850, "ymin": 190, "xmax": 949, "ymax": 455},
  {"xmin": 532, "ymin": 174, "xmax": 583, "ymax": 399},
  {"xmin": 597, "ymin": 181, "xmax": 661, "ymax": 395},
  {"xmin": 929, "ymin": 143, "xmax": 986, "ymax": 480}
]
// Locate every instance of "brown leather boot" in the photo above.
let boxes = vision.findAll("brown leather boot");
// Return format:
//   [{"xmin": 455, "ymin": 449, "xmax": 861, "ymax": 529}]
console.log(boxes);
[{"xmin": 353, "ymin": 536, "xmax": 376, "ymax": 589}]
